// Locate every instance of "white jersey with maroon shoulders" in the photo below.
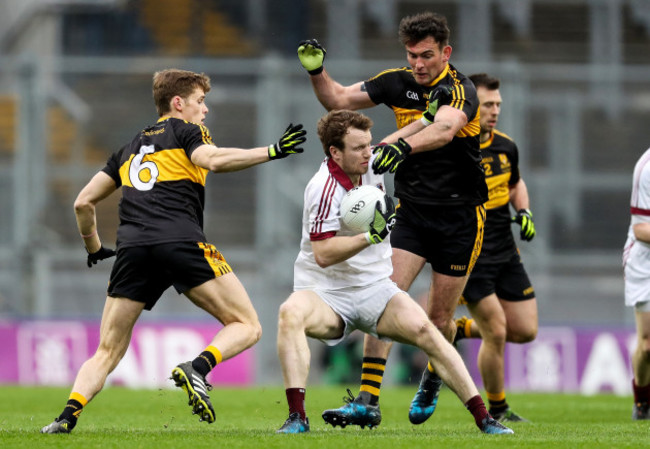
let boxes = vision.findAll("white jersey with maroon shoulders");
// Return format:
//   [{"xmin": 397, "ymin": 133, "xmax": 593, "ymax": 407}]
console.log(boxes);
[
  {"xmin": 623, "ymin": 147, "xmax": 650, "ymax": 306},
  {"xmin": 293, "ymin": 156, "xmax": 391, "ymax": 290}
]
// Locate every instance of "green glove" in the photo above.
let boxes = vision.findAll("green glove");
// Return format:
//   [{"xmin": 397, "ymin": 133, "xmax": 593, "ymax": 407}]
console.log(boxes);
[
  {"xmin": 297, "ymin": 39, "xmax": 327, "ymax": 75},
  {"xmin": 512, "ymin": 208, "xmax": 536, "ymax": 241},
  {"xmin": 268, "ymin": 123, "xmax": 306, "ymax": 160},
  {"xmin": 366, "ymin": 195, "xmax": 397, "ymax": 244},
  {"xmin": 421, "ymin": 84, "xmax": 454, "ymax": 125},
  {"xmin": 371, "ymin": 138, "xmax": 412, "ymax": 174}
]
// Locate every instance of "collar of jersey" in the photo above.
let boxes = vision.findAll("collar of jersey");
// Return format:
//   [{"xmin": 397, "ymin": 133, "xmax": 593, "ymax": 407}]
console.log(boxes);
[
  {"xmin": 480, "ymin": 131, "xmax": 495, "ymax": 149},
  {"xmin": 327, "ymin": 157, "xmax": 355, "ymax": 191}
]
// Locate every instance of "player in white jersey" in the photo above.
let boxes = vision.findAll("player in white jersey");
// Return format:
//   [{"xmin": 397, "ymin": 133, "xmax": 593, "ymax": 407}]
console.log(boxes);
[
  {"xmin": 275, "ymin": 110, "xmax": 513, "ymax": 435},
  {"xmin": 623, "ymin": 147, "xmax": 650, "ymax": 420}
]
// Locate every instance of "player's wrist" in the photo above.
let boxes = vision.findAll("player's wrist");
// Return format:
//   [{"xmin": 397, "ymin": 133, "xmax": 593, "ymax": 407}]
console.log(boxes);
[{"xmin": 307, "ymin": 66, "xmax": 324, "ymax": 76}]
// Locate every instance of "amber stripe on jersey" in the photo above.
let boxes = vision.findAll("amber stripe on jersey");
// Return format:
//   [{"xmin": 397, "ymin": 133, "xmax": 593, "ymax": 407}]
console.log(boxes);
[
  {"xmin": 198, "ymin": 242, "xmax": 232, "ymax": 277},
  {"xmin": 367, "ymin": 67, "xmax": 408, "ymax": 81},
  {"xmin": 483, "ymin": 173, "xmax": 511, "ymax": 209},
  {"xmin": 468, "ymin": 205, "xmax": 486, "ymax": 274},
  {"xmin": 118, "ymin": 148, "xmax": 209, "ymax": 188},
  {"xmin": 198, "ymin": 123, "xmax": 213, "ymax": 146},
  {"xmin": 391, "ymin": 106, "xmax": 422, "ymax": 129},
  {"xmin": 450, "ymin": 84, "xmax": 466, "ymax": 109}
]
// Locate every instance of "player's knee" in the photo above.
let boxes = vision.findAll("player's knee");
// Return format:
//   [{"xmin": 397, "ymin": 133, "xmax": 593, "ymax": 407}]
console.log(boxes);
[
  {"xmin": 484, "ymin": 324, "xmax": 507, "ymax": 345},
  {"xmin": 277, "ymin": 300, "xmax": 305, "ymax": 331},
  {"xmin": 637, "ymin": 335, "xmax": 650, "ymax": 361},
  {"xmin": 508, "ymin": 325, "xmax": 537, "ymax": 343},
  {"xmin": 426, "ymin": 318, "xmax": 455, "ymax": 343},
  {"xmin": 413, "ymin": 320, "xmax": 438, "ymax": 347},
  {"xmin": 249, "ymin": 320, "xmax": 263, "ymax": 345}
]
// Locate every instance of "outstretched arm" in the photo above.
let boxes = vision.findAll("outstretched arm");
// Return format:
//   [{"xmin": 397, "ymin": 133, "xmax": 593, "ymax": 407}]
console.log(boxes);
[
  {"xmin": 298, "ymin": 39, "xmax": 376, "ymax": 111},
  {"xmin": 191, "ymin": 123, "xmax": 306, "ymax": 172}
]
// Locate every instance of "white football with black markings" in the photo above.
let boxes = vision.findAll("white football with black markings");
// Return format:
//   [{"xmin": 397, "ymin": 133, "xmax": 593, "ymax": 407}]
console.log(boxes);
[{"xmin": 340, "ymin": 185, "xmax": 386, "ymax": 233}]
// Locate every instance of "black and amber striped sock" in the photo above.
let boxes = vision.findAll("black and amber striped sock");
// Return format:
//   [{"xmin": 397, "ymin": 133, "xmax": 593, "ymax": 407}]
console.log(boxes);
[
  {"xmin": 359, "ymin": 357, "xmax": 386, "ymax": 406},
  {"xmin": 192, "ymin": 345, "xmax": 223, "ymax": 378},
  {"xmin": 462, "ymin": 318, "xmax": 475, "ymax": 338},
  {"xmin": 58, "ymin": 392, "xmax": 88, "ymax": 429},
  {"xmin": 487, "ymin": 390, "xmax": 508, "ymax": 415}
]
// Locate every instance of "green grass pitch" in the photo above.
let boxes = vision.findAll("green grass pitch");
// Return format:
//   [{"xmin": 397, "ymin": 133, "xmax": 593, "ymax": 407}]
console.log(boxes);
[{"xmin": 1, "ymin": 385, "xmax": 648, "ymax": 449}]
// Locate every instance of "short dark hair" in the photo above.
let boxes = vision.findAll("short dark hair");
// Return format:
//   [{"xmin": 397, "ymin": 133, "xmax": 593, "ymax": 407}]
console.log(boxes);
[
  {"xmin": 468, "ymin": 73, "xmax": 500, "ymax": 90},
  {"xmin": 152, "ymin": 69, "xmax": 211, "ymax": 116},
  {"xmin": 398, "ymin": 12, "xmax": 450, "ymax": 48},
  {"xmin": 317, "ymin": 110, "xmax": 373, "ymax": 157}
]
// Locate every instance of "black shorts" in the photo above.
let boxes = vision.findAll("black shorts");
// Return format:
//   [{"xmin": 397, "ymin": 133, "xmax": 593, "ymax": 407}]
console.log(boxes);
[
  {"xmin": 107, "ymin": 241, "xmax": 232, "ymax": 310},
  {"xmin": 390, "ymin": 201, "xmax": 485, "ymax": 277},
  {"xmin": 461, "ymin": 250, "xmax": 535, "ymax": 303}
]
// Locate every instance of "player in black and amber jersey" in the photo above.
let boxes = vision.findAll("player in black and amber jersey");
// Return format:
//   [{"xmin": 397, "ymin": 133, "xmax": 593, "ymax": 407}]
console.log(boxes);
[
  {"xmin": 41, "ymin": 69, "xmax": 306, "ymax": 434},
  {"xmin": 298, "ymin": 12, "xmax": 491, "ymax": 429},
  {"xmin": 454, "ymin": 73, "xmax": 538, "ymax": 423}
]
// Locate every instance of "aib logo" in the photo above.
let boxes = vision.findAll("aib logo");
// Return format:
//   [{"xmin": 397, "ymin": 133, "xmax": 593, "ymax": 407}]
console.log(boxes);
[{"xmin": 350, "ymin": 200, "xmax": 365, "ymax": 213}]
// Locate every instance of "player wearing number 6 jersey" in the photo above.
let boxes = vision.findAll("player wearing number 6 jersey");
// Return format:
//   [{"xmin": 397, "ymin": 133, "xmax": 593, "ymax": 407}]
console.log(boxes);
[{"xmin": 41, "ymin": 68, "xmax": 306, "ymax": 434}]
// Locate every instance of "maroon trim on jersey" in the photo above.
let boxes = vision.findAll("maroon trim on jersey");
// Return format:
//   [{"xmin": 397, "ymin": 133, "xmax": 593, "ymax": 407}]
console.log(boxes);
[
  {"xmin": 327, "ymin": 158, "xmax": 355, "ymax": 191},
  {"xmin": 312, "ymin": 174, "xmax": 337, "ymax": 234},
  {"xmin": 631, "ymin": 206, "xmax": 650, "ymax": 216},
  {"xmin": 310, "ymin": 231, "xmax": 336, "ymax": 241}
]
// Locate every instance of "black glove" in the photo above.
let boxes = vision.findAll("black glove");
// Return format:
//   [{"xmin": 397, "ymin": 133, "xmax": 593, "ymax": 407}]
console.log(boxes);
[
  {"xmin": 512, "ymin": 208, "xmax": 536, "ymax": 241},
  {"xmin": 371, "ymin": 138, "xmax": 412, "ymax": 174},
  {"xmin": 366, "ymin": 195, "xmax": 397, "ymax": 244},
  {"xmin": 87, "ymin": 245, "xmax": 116, "ymax": 268},
  {"xmin": 268, "ymin": 123, "xmax": 306, "ymax": 160},
  {"xmin": 421, "ymin": 84, "xmax": 454, "ymax": 125},
  {"xmin": 297, "ymin": 39, "xmax": 327, "ymax": 75}
]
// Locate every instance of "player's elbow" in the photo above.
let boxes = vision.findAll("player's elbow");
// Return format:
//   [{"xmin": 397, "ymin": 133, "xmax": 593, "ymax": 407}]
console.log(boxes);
[
  {"xmin": 313, "ymin": 253, "xmax": 333, "ymax": 268},
  {"xmin": 207, "ymin": 158, "xmax": 227, "ymax": 173},
  {"xmin": 438, "ymin": 127, "xmax": 457, "ymax": 145},
  {"xmin": 73, "ymin": 194, "xmax": 94, "ymax": 216}
]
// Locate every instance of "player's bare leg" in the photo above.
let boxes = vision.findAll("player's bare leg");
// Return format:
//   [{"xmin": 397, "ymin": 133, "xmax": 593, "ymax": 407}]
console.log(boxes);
[
  {"xmin": 632, "ymin": 309, "xmax": 650, "ymax": 419},
  {"xmin": 186, "ymin": 273, "xmax": 262, "ymax": 359},
  {"xmin": 276, "ymin": 290, "xmax": 344, "ymax": 433},
  {"xmin": 171, "ymin": 273, "xmax": 262, "ymax": 424},
  {"xmin": 426, "ymin": 271, "xmax": 470, "ymax": 341},
  {"xmin": 468, "ymin": 295, "xmax": 507, "ymax": 397},
  {"xmin": 41, "ymin": 296, "xmax": 144, "ymax": 433},
  {"xmin": 377, "ymin": 292, "xmax": 512, "ymax": 434},
  {"xmin": 322, "ymin": 247, "xmax": 425, "ymax": 427},
  {"xmin": 500, "ymin": 297, "xmax": 538, "ymax": 344},
  {"xmin": 409, "ymin": 269, "xmax": 469, "ymax": 424}
]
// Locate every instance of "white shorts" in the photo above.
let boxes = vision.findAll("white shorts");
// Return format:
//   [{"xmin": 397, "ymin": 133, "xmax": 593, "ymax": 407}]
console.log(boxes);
[
  {"xmin": 307, "ymin": 279, "xmax": 402, "ymax": 346},
  {"xmin": 624, "ymin": 241, "xmax": 650, "ymax": 308}
]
